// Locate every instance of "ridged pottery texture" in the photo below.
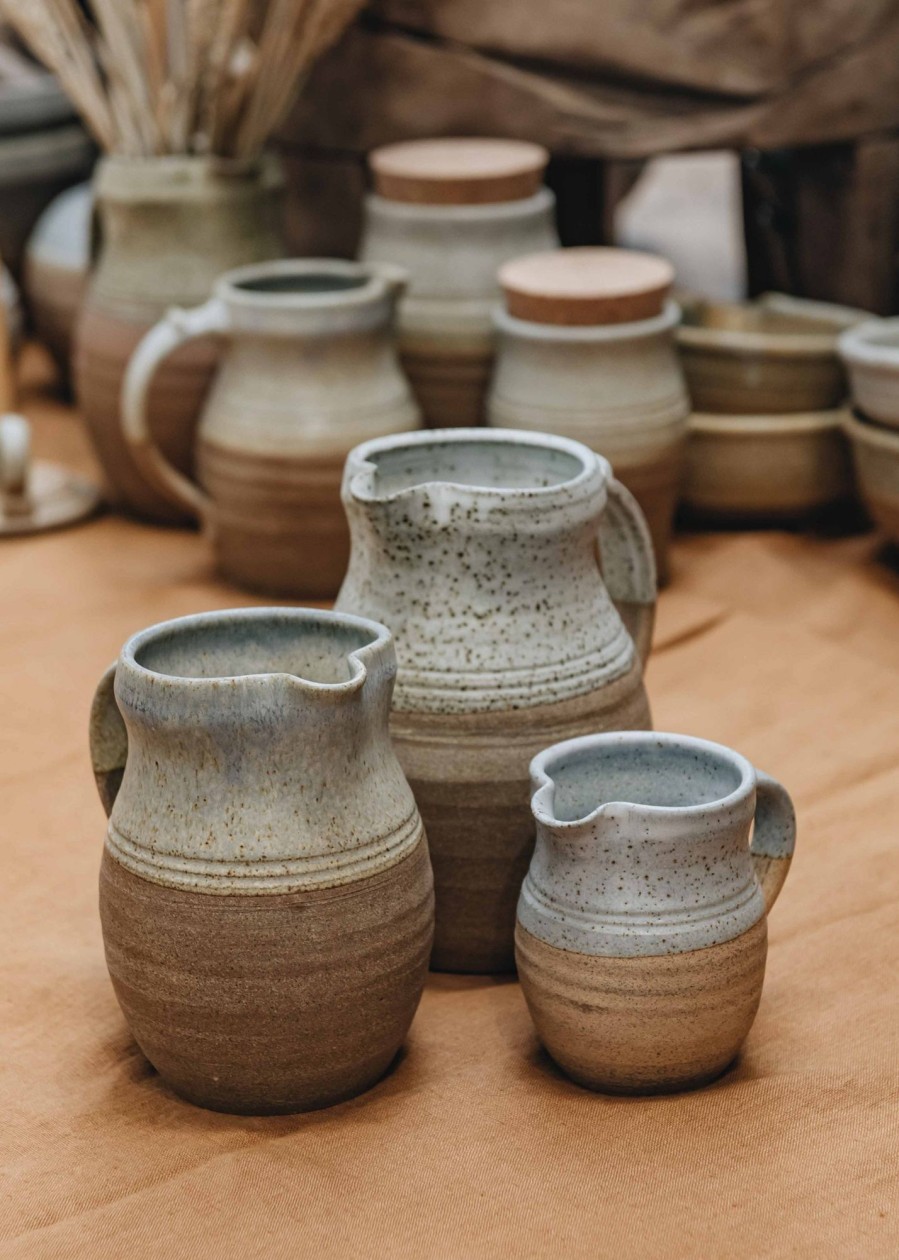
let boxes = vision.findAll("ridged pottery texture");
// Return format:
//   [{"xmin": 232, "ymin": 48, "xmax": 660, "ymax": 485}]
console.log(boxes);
[
  {"xmin": 336, "ymin": 429, "xmax": 656, "ymax": 973},
  {"xmin": 75, "ymin": 155, "xmax": 284, "ymax": 522},
  {"xmin": 121, "ymin": 260, "xmax": 420, "ymax": 598},
  {"xmin": 516, "ymin": 732, "xmax": 796, "ymax": 1093},
  {"xmin": 488, "ymin": 301, "xmax": 688, "ymax": 583},
  {"xmin": 90, "ymin": 608, "xmax": 434, "ymax": 1114},
  {"xmin": 360, "ymin": 191, "xmax": 558, "ymax": 427}
]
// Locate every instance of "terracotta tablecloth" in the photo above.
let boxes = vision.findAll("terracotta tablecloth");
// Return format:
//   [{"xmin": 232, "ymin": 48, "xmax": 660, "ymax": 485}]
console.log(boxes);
[{"xmin": 2, "ymin": 351, "xmax": 899, "ymax": 1258}]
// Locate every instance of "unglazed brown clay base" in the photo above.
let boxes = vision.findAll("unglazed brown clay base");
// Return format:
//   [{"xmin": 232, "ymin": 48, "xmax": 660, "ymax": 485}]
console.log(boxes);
[
  {"xmin": 100, "ymin": 841, "xmax": 434, "ymax": 1114},
  {"xmin": 399, "ymin": 345, "xmax": 493, "ymax": 429},
  {"xmin": 516, "ymin": 917, "xmax": 767, "ymax": 1093}
]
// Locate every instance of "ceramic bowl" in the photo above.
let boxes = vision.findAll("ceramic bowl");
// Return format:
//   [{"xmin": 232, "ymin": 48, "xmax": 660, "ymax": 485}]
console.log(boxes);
[
  {"xmin": 838, "ymin": 319, "xmax": 899, "ymax": 432},
  {"xmin": 678, "ymin": 293, "xmax": 865, "ymax": 414},
  {"xmin": 682, "ymin": 408, "xmax": 854, "ymax": 521},
  {"xmin": 842, "ymin": 411, "xmax": 899, "ymax": 545}
]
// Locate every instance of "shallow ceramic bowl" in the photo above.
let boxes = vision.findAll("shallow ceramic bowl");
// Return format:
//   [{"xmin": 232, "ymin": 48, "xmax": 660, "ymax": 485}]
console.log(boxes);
[
  {"xmin": 678, "ymin": 293, "xmax": 865, "ymax": 414},
  {"xmin": 838, "ymin": 319, "xmax": 899, "ymax": 432},
  {"xmin": 842, "ymin": 411, "xmax": 899, "ymax": 544},
  {"xmin": 682, "ymin": 408, "xmax": 854, "ymax": 520}
]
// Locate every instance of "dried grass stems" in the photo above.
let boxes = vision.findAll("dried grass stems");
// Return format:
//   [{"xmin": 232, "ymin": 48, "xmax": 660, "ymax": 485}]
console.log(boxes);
[{"xmin": 0, "ymin": 0, "xmax": 364, "ymax": 157}]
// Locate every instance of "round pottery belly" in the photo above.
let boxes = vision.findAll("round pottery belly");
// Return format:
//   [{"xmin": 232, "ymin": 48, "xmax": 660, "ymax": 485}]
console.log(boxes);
[
  {"xmin": 515, "ymin": 916, "xmax": 767, "ymax": 1094},
  {"xmin": 399, "ymin": 342, "xmax": 493, "ymax": 429},
  {"xmin": 391, "ymin": 662, "xmax": 651, "ymax": 974},
  {"xmin": 99, "ymin": 841, "xmax": 434, "ymax": 1115}
]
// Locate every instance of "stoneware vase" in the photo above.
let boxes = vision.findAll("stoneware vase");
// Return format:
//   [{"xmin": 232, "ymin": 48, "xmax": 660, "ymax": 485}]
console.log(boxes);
[
  {"xmin": 335, "ymin": 427, "xmax": 656, "ymax": 973},
  {"xmin": 516, "ymin": 731, "xmax": 796, "ymax": 1094},
  {"xmin": 75, "ymin": 154, "xmax": 284, "ymax": 522},
  {"xmin": 487, "ymin": 249, "xmax": 689, "ymax": 583},
  {"xmin": 23, "ymin": 181, "xmax": 91, "ymax": 387},
  {"xmin": 359, "ymin": 138, "xmax": 559, "ymax": 429},
  {"xmin": 90, "ymin": 607, "xmax": 434, "ymax": 1114},
  {"xmin": 121, "ymin": 259, "xmax": 420, "ymax": 598}
]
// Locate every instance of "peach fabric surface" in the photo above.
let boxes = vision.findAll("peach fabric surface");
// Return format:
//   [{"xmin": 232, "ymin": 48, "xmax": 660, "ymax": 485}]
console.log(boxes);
[{"xmin": 2, "ymin": 351, "xmax": 898, "ymax": 1258}]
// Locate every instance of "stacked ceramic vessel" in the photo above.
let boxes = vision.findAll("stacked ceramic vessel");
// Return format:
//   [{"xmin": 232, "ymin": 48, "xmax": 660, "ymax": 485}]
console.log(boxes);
[
  {"xmin": 677, "ymin": 293, "xmax": 864, "ymax": 522},
  {"xmin": 839, "ymin": 319, "xmax": 899, "ymax": 547}
]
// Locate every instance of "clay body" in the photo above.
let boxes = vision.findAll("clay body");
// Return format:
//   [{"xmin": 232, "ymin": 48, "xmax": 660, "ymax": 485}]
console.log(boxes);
[
  {"xmin": 75, "ymin": 155, "xmax": 284, "ymax": 522},
  {"xmin": 90, "ymin": 607, "xmax": 434, "ymax": 1114},
  {"xmin": 838, "ymin": 317, "xmax": 899, "ymax": 430},
  {"xmin": 122, "ymin": 259, "xmax": 420, "ymax": 597},
  {"xmin": 842, "ymin": 411, "xmax": 899, "ymax": 545},
  {"xmin": 335, "ymin": 428, "xmax": 656, "ymax": 973},
  {"xmin": 516, "ymin": 731, "xmax": 796, "ymax": 1093},
  {"xmin": 24, "ymin": 182, "xmax": 91, "ymax": 384}
]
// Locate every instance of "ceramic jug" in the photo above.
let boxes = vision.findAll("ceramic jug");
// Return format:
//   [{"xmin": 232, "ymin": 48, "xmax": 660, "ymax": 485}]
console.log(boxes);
[
  {"xmin": 516, "ymin": 731, "xmax": 796, "ymax": 1093},
  {"xmin": 90, "ymin": 607, "xmax": 434, "ymax": 1114},
  {"xmin": 122, "ymin": 259, "xmax": 421, "ymax": 598},
  {"xmin": 335, "ymin": 427, "xmax": 656, "ymax": 973},
  {"xmin": 75, "ymin": 154, "xmax": 284, "ymax": 523},
  {"xmin": 360, "ymin": 138, "xmax": 559, "ymax": 428}
]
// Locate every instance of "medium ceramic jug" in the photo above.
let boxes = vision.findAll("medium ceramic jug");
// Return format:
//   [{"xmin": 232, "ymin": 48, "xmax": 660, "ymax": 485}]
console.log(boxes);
[
  {"xmin": 336, "ymin": 428, "xmax": 656, "ymax": 973},
  {"xmin": 90, "ymin": 607, "xmax": 434, "ymax": 1114},
  {"xmin": 516, "ymin": 731, "xmax": 796, "ymax": 1093},
  {"xmin": 122, "ymin": 259, "xmax": 421, "ymax": 598}
]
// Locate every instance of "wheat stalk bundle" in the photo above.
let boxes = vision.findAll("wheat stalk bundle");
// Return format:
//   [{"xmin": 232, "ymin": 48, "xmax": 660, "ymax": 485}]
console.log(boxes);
[{"xmin": 0, "ymin": 0, "xmax": 364, "ymax": 157}]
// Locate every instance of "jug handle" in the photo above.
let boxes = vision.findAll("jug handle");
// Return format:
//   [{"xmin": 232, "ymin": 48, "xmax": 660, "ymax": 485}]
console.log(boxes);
[
  {"xmin": 89, "ymin": 663, "xmax": 128, "ymax": 817},
  {"xmin": 597, "ymin": 477, "xmax": 657, "ymax": 666},
  {"xmin": 750, "ymin": 770, "xmax": 796, "ymax": 912},
  {"xmin": 121, "ymin": 297, "xmax": 228, "ymax": 523}
]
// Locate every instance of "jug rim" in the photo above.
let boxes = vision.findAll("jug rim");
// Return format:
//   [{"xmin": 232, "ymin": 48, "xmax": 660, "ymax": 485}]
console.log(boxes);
[
  {"xmin": 213, "ymin": 258, "xmax": 406, "ymax": 311},
  {"xmin": 530, "ymin": 730, "xmax": 756, "ymax": 829},
  {"xmin": 118, "ymin": 606, "xmax": 393, "ymax": 693}
]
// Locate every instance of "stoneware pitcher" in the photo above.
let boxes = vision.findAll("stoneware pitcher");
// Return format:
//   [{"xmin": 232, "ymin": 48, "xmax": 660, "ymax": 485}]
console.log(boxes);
[
  {"xmin": 90, "ymin": 607, "xmax": 434, "ymax": 1114},
  {"xmin": 121, "ymin": 259, "xmax": 420, "ymax": 598},
  {"xmin": 516, "ymin": 731, "xmax": 796, "ymax": 1093},
  {"xmin": 335, "ymin": 428, "xmax": 656, "ymax": 973}
]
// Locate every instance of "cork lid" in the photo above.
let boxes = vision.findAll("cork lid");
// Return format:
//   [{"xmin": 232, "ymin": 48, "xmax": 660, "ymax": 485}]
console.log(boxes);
[
  {"xmin": 369, "ymin": 138, "xmax": 549, "ymax": 206},
  {"xmin": 500, "ymin": 248, "xmax": 675, "ymax": 326}
]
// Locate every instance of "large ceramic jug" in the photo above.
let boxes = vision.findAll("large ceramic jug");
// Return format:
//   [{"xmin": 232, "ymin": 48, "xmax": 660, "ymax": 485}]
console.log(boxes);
[
  {"xmin": 516, "ymin": 731, "xmax": 796, "ymax": 1093},
  {"xmin": 121, "ymin": 259, "xmax": 420, "ymax": 598},
  {"xmin": 336, "ymin": 428, "xmax": 655, "ymax": 973},
  {"xmin": 90, "ymin": 607, "xmax": 434, "ymax": 1114}
]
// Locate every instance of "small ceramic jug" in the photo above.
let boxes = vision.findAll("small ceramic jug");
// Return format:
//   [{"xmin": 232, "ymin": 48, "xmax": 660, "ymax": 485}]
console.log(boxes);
[
  {"xmin": 516, "ymin": 731, "xmax": 796, "ymax": 1093},
  {"xmin": 488, "ymin": 248, "xmax": 689, "ymax": 583},
  {"xmin": 336, "ymin": 427, "xmax": 656, "ymax": 973},
  {"xmin": 90, "ymin": 607, "xmax": 434, "ymax": 1114},
  {"xmin": 360, "ymin": 138, "xmax": 559, "ymax": 428},
  {"xmin": 122, "ymin": 259, "xmax": 421, "ymax": 598}
]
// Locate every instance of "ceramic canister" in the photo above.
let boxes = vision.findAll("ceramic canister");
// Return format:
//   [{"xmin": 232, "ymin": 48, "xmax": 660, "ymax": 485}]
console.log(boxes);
[
  {"xmin": 359, "ymin": 138, "xmax": 559, "ymax": 429},
  {"xmin": 121, "ymin": 259, "xmax": 421, "ymax": 598},
  {"xmin": 335, "ymin": 427, "xmax": 656, "ymax": 973},
  {"xmin": 90, "ymin": 607, "xmax": 434, "ymax": 1114},
  {"xmin": 487, "ymin": 248, "xmax": 689, "ymax": 583},
  {"xmin": 75, "ymin": 154, "xmax": 284, "ymax": 523},
  {"xmin": 516, "ymin": 731, "xmax": 796, "ymax": 1094}
]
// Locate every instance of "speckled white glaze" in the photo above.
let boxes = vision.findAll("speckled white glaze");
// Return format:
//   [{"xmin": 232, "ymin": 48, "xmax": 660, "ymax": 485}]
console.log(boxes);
[
  {"xmin": 88, "ymin": 607, "xmax": 424, "ymax": 894},
  {"xmin": 519, "ymin": 731, "xmax": 796, "ymax": 957},
  {"xmin": 336, "ymin": 428, "xmax": 656, "ymax": 714}
]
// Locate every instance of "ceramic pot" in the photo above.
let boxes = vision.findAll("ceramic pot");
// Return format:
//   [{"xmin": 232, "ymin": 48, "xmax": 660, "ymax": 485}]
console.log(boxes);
[
  {"xmin": 683, "ymin": 408, "xmax": 854, "ymax": 521},
  {"xmin": 517, "ymin": 730, "xmax": 796, "ymax": 1094},
  {"xmin": 838, "ymin": 318, "xmax": 899, "ymax": 431},
  {"xmin": 90, "ymin": 607, "xmax": 434, "ymax": 1115},
  {"xmin": 75, "ymin": 155, "xmax": 284, "ymax": 522},
  {"xmin": 335, "ymin": 427, "xmax": 656, "ymax": 973},
  {"xmin": 360, "ymin": 138, "xmax": 558, "ymax": 429},
  {"xmin": 122, "ymin": 259, "xmax": 420, "ymax": 598},
  {"xmin": 677, "ymin": 292, "xmax": 865, "ymax": 415},
  {"xmin": 24, "ymin": 182, "xmax": 91, "ymax": 385},
  {"xmin": 488, "ymin": 249, "xmax": 688, "ymax": 583},
  {"xmin": 843, "ymin": 411, "xmax": 899, "ymax": 545}
]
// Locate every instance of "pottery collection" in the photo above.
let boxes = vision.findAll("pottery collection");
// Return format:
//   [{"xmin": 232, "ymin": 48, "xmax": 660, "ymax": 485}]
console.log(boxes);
[
  {"xmin": 75, "ymin": 155, "xmax": 284, "ymax": 522},
  {"xmin": 335, "ymin": 427, "xmax": 656, "ymax": 973},
  {"xmin": 122, "ymin": 259, "xmax": 420, "ymax": 597},
  {"xmin": 360, "ymin": 138, "xmax": 559, "ymax": 428},
  {"xmin": 517, "ymin": 731, "xmax": 796, "ymax": 1093},
  {"xmin": 90, "ymin": 607, "xmax": 434, "ymax": 1114}
]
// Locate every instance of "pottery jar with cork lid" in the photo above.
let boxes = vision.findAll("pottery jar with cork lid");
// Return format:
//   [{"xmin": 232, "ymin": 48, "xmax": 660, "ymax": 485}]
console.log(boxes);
[
  {"xmin": 359, "ymin": 138, "xmax": 559, "ymax": 429},
  {"xmin": 487, "ymin": 247, "xmax": 689, "ymax": 582}
]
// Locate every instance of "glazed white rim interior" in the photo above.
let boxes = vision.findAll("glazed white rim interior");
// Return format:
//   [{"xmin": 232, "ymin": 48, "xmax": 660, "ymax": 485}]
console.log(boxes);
[
  {"xmin": 838, "ymin": 318, "xmax": 899, "ymax": 368},
  {"xmin": 215, "ymin": 258, "xmax": 406, "ymax": 312},
  {"xmin": 493, "ymin": 298, "xmax": 680, "ymax": 341}
]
